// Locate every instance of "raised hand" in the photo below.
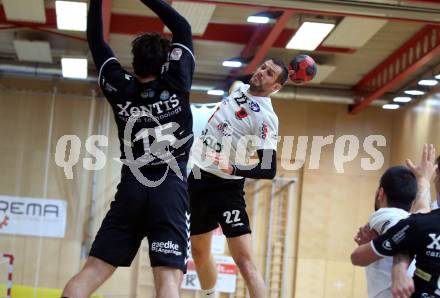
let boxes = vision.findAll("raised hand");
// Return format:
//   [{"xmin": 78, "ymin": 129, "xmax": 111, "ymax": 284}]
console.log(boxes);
[{"xmin": 405, "ymin": 144, "xmax": 437, "ymax": 183}]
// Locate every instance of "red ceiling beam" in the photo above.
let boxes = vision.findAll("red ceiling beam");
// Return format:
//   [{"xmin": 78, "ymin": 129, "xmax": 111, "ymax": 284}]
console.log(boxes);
[
  {"xmin": 21, "ymin": 25, "xmax": 86, "ymax": 42},
  {"xmin": 0, "ymin": 6, "xmax": 353, "ymax": 53},
  {"xmin": 349, "ymin": 25, "xmax": 440, "ymax": 114},
  {"xmin": 111, "ymin": 15, "xmax": 352, "ymax": 52},
  {"xmin": 224, "ymin": 24, "xmax": 271, "ymax": 80},
  {"xmin": 244, "ymin": 10, "xmax": 294, "ymax": 74},
  {"xmin": 240, "ymin": 25, "xmax": 271, "ymax": 60},
  {"xmin": 182, "ymin": 0, "xmax": 440, "ymax": 25},
  {"xmin": 0, "ymin": 6, "xmax": 85, "ymax": 42}
]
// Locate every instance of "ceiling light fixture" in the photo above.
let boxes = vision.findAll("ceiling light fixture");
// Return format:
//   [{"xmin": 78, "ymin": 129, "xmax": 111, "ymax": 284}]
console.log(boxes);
[
  {"xmin": 222, "ymin": 57, "xmax": 245, "ymax": 68},
  {"xmin": 418, "ymin": 79, "xmax": 438, "ymax": 86},
  {"xmin": 286, "ymin": 21, "xmax": 335, "ymax": 51},
  {"xmin": 404, "ymin": 90, "xmax": 425, "ymax": 96},
  {"xmin": 382, "ymin": 104, "xmax": 400, "ymax": 110},
  {"xmin": 247, "ymin": 16, "xmax": 270, "ymax": 24},
  {"xmin": 61, "ymin": 57, "xmax": 88, "ymax": 79},
  {"xmin": 56, "ymin": 1, "xmax": 87, "ymax": 31},
  {"xmin": 393, "ymin": 96, "xmax": 412, "ymax": 103},
  {"xmin": 207, "ymin": 89, "xmax": 225, "ymax": 96}
]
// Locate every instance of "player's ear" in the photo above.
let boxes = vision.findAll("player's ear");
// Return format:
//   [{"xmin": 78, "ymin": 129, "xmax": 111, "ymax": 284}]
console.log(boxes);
[
  {"xmin": 271, "ymin": 82, "xmax": 282, "ymax": 93},
  {"xmin": 378, "ymin": 187, "xmax": 386, "ymax": 201}
]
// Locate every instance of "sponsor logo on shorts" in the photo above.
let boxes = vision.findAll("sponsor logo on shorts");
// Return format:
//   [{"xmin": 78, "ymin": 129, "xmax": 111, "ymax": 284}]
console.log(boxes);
[
  {"xmin": 151, "ymin": 241, "xmax": 182, "ymax": 256},
  {"xmin": 231, "ymin": 223, "xmax": 244, "ymax": 227}
]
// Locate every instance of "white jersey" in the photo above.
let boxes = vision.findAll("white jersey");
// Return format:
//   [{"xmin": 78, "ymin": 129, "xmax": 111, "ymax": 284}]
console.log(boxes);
[
  {"xmin": 366, "ymin": 208, "xmax": 411, "ymax": 298},
  {"xmin": 190, "ymin": 84, "xmax": 279, "ymax": 179}
]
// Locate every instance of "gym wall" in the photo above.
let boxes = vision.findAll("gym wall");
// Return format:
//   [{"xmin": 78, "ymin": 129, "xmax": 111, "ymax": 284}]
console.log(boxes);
[{"xmin": 0, "ymin": 82, "xmax": 438, "ymax": 298}]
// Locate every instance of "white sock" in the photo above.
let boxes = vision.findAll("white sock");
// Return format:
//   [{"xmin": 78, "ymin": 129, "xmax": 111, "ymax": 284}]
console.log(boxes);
[{"xmin": 200, "ymin": 287, "xmax": 216, "ymax": 297}]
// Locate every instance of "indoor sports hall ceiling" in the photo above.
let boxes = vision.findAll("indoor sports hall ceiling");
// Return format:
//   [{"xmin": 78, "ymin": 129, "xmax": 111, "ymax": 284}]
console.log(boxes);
[{"xmin": 0, "ymin": 0, "xmax": 440, "ymax": 113}]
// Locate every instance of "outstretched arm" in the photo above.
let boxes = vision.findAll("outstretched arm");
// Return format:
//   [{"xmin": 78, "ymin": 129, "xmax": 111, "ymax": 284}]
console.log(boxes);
[
  {"xmin": 87, "ymin": 0, "xmax": 115, "ymax": 71},
  {"xmin": 408, "ymin": 144, "xmax": 437, "ymax": 214},
  {"xmin": 139, "ymin": 0, "xmax": 192, "ymax": 48}
]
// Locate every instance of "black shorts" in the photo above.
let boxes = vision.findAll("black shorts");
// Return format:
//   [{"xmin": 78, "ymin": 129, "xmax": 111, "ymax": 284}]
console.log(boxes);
[
  {"xmin": 189, "ymin": 169, "xmax": 251, "ymax": 238},
  {"xmin": 89, "ymin": 165, "xmax": 190, "ymax": 273}
]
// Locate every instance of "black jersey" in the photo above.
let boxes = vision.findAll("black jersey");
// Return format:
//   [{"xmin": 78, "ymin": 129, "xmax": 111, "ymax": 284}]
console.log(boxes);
[
  {"xmin": 87, "ymin": 0, "xmax": 194, "ymax": 173},
  {"xmin": 372, "ymin": 209, "xmax": 440, "ymax": 296},
  {"xmin": 98, "ymin": 43, "xmax": 194, "ymax": 168}
]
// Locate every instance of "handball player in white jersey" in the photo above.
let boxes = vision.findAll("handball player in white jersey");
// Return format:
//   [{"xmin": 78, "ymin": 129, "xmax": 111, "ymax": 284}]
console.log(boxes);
[
  {"xmin": 352, "ymin": 144, "xmax": 436, "ymax": 298},
  {"xmin": 189, "ymin": 58, "xmax": 289, "ymax": 298}
]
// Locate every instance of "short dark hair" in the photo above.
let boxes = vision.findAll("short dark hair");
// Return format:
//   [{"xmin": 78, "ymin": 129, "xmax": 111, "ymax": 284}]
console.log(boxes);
[
  {"xmin": 131, "ymin": 32, "xmax": 170, "ymax": 78},
  {"xmin": 380, "ymin": 166, "xmax": 417, "ymax": 211},
  {"xmin": 269, "ymin": 58, "xmax": 288, "ymax": 85},
  {"xmin": 436, "ymin": 155, "xmax": 440, "ymax": 169}
]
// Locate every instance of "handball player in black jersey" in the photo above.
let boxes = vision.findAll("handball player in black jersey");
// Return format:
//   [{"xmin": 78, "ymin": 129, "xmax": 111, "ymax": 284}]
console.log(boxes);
[
  {"xmin": 352, "ymin": 207, "xmax": 440, "ymax": 297},
  {"xmin": 62, "ymin": 0, "xmax": 194, "ymax": 297}
]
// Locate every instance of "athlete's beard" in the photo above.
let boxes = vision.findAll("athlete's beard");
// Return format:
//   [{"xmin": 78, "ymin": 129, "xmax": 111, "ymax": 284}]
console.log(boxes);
[{"xmin": 249, "ymin": 81, "xmax": 263, "ymax": 93}]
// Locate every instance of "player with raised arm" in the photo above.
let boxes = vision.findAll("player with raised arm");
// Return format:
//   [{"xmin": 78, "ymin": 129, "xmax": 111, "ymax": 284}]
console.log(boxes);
[
  {"xmin": 62, "ymin": 0, "xmax": 195, "ymax": 297},
  {"xmin": 189, "ymin": 58, "xmax": 289, "ymax": 298}
]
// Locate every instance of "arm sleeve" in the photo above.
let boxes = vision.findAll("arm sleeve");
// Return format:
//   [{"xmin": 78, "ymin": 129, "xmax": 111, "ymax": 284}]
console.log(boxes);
[
  {"xmin": 87, "ymin": 0, "xmax": 115, "ymax": 71},
  {"xmin": 371, "ymin": 216, "xmax": 418, "ymax": 258},
  {"xmin": 368, "ymin": 209, "xmax": 409, "ymax": 235},
  {"xmin": 88, "ymin": 0, "xmax": 130, "ymax": 99},
  {"xmin": 233, "ymin": 149, "xmax": 277, "ymax": 179},
  {"xmin": 140, "ymin": 0, "xmax": 194, "ymax": 92},
  {"xmin": 140, "ymin": 0, "xmax": 192, "ymax": 48}
]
